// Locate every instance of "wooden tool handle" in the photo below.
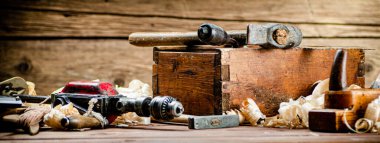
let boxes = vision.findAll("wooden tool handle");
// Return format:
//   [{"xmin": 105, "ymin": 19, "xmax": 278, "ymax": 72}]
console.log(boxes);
[
  {"xmin": 129, "ymin": 31, "xmax": 245, "ymax": 47},
  {"xmin": 61, "ymin": 115, "xmax": 102, "ymax": 129}
]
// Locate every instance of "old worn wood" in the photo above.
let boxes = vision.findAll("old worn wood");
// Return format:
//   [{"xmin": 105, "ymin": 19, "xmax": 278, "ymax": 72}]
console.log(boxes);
[
  {"xmin": 302, "ymin": 38, "xmax": 380, "ymax": 87},
  {"xmin": 0, "ymin": 39, "xmax": 378, "ymax": 95},
  {"xmin": 153, "ymin": 50, "xmax": 220, "ymax": 115},
  {"xmin": 154, "ymin": 47, "xmax": 364, "ymax": 116},
  {"xmin": 309, "ymin": 89, "xmax": 380, "ymax": 132},
  {"xmin": 0, "ymin": 40, "xmax": 153, "ymax": 95},
  {"xmin": 0, "ymin": 123, "xmax": 379, "ymax": 142},
  {"xmin": 1, "ymin": 9, "xmax": 380, "ymax": 38},
  {"xmin": 324, "ymin": 89, "xmax": 380, "ymax": 116},
  {"xmin": 0, "ymin": 0, "xmax": 379, "ymax": 96},
  {"xmin": 221, "ymin": 48, "xmax": 364, "ymax": 116},
  {"xmin": 2, "ymin": 0, "xmax": 380, "ymax": 25},
  {"xmin": 309, "ymin": 109, "xmax": 358, "ymax": 132}
]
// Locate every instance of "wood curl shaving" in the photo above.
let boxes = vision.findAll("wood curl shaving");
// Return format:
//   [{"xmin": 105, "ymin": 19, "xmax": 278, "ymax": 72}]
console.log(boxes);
[
  {"xmin": 240, "ymin": 98, "xmax": 265, "ymax": 126},
  {"xmin": 240, "ymin": 78, "xmax": 364, "ymax": 129}
]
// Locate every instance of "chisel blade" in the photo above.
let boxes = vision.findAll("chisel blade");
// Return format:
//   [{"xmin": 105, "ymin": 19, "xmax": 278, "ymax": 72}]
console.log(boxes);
[{"xmin": 188, "ymin": 115, "xmax": 239, "ymax": 129}]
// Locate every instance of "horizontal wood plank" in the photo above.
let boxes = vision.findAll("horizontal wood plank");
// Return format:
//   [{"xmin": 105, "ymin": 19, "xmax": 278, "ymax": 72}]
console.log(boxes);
[
  {"xmin": 2, "ymin": 0, "xmax": 380, "ymax": 25},
  {"xmin": 0, "ymin": 40, "xmax": 153, "ymax": 95},
  {"xmin": 0, "ymin": 39, "xmax": 379, "ymax": 95},
  {"xmin": 0, "ymin": 124, "xmax": 379, "ymax": 143},
  {"xmin": 1, "ymin": 9, "xmax": 380, "ymax": 38}
]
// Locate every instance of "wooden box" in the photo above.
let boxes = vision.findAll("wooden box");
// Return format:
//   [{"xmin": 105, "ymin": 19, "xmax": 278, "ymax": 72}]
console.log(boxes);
[{"xmin": 152, "ymin": 47, "xmax": 364, "ymax": 116}]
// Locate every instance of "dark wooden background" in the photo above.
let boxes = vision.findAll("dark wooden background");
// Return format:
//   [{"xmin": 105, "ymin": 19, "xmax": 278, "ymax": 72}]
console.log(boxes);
[{"xmin": 1, "ymin": 0, "xmax": 379, "ymax": 95}]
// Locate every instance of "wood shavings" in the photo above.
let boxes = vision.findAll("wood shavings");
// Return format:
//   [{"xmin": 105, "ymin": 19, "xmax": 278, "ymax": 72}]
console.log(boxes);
[
  {"xmin": 43, "ymin": 103, "xmax": 80, "ymax": 130},
  {"xmin": 263, "ymin": 115, "xmax": 288, "ymax": 128},
  {"xmin": 0, "ymin": 77, "xmax": 35, "ymax": 95},
  {"xmin": 365, "ymin": 96, "xmax": 380, "ymax": 124},
  {"xmin": 345, "ymin": 84, "xmax": 362, "ymax": 90},
  {"xmin": 240, "ymin": 98, "xmax": 265, "ymax": 126},
  {"xmin": 346, "ymin": 96, "xmax": 380, "ymax": 133},
  {"xmin": 25, "ymin": 81, "xmax": 37, "ymax": 96},
  {"xmin": 113, "ymin": 80, "xmax": 152, "ymax": 126},
  {"xmin": 267, "ymin": 79, "xmax": 363, "ymax": 129},
  {"xmin": 116, "ymin": 79, "xmax": 152, "ymax": 98},
  {"xmin": 276, "ymin": 98, "xmax": 309, "ymax": 128},
  {"xmin": 224, "ymin": 109, "xmax": 245, "ymax": 125},
  {"xmin": 267, "ymin": 78, "xmax": 328, "ymax": 128},
  {"xmin": 112, "ymin": 112, "xmax": 150, "ymax": 126},
  {"xmin": 375, "ymin": 122, "xmax": 380, "ymax": 134}
]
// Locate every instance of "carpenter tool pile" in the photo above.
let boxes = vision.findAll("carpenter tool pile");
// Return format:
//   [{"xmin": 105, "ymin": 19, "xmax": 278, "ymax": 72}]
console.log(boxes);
[
  {"xmin": 1, "ymin": 23, "xmax": 379, "ymax": 135},
  {"xmin": 0, "ymin": 78, "xmax": 183, "ymax": 135}
]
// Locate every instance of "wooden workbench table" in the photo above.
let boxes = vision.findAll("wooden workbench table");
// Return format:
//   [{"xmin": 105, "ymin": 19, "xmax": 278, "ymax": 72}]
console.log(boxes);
[{"xmin": 0, "ymin": 123, "xmax": 379, "ymax": 143}]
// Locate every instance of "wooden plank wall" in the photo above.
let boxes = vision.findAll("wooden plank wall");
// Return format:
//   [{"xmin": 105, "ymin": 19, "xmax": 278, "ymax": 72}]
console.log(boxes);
[{"xmin": 0, "ymin": 0, "xmax": 379, "ymax": 95}]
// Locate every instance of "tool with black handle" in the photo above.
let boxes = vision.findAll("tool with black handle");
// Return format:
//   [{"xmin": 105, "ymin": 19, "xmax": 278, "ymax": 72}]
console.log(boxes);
[{"xmin": 129, "ymin": 23, "xmax": 302, "ymax": 49}]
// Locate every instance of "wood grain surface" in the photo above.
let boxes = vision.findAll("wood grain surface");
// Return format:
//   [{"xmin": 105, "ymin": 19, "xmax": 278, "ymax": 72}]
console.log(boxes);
[
  {"xmin": 153, "ymin": 50, "xmax": 220, "ymax": 115},
  {"xmin": 0, "ymin": 39, "xmax": 379, "ymax": 95},
  {"xmin": 0, "ymin": 40, "xmax": 153, "ymax": 94},
  {"xmin": 1, "ymin": 9, "xmax": 380, "ymax": 38},
  {"xmin": 0, "ymin": 123, "xmax": 379, "ymax": 143},
  {"xmin": 221, "ymin": 48, "xmax": 364, "ymax": 116},
  {"xmin": 2, "ymin": 0, "xmax": 380, "ymax": 25},
  {"xmin": 0, "ymin": 0, "xmax": 379, "ymax": 96}
]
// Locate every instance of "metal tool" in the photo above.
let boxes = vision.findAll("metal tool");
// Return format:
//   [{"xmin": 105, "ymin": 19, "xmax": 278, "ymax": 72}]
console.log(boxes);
[
  {"xmin": 129, "ymin": 23, "xmax": 302, "ymax": 49},
  {"xmin": 0, "ymin": 95, "xmax": 22, "ymax": 108},
  {"xmin": 2, "ymin": 81, "xmax": 185, "ymax": 124},
  {"xmin": 197, "ymin": 23, "xmax": 240, "ymax": 47},
  {"xmin": 156, "ymin": 114, "xmax": 240, "ymax": 129},
  {"xmin": 51, "ymin": 81, "xmax": 184, "ymax": 122},
  {"xmin": 247, "ymin": 23, "xmax": 302, "ymax": 49},
  {"xmin": 188, "ymin": 115, "xmax": 239, "ymax": 129}
]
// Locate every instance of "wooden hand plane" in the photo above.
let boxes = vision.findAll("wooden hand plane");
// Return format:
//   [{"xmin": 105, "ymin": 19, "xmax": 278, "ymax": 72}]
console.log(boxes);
[{"xmin": 309, "ymin": 49, "xmax": 380, "ymax": 132}]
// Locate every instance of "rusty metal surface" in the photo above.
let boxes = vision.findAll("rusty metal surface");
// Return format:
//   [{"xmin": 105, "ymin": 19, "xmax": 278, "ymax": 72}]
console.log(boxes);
[
  {"xmin": 247, "ymin": 23, "xmax": 302, "ymax": 49},
  {"xmin": 188, "ymin": 115, "xmax": 239, "ymax": 129}
]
